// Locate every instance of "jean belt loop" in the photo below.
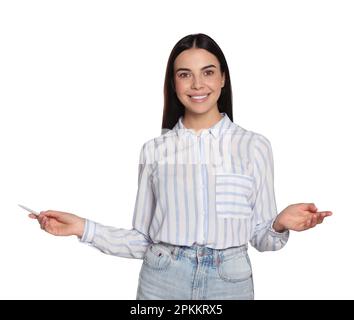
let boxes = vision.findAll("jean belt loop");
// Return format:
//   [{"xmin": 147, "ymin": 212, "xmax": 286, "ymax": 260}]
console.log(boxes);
[{"xmin": 172, "ymin": 246, "xmax": 179, "ymax": 259}]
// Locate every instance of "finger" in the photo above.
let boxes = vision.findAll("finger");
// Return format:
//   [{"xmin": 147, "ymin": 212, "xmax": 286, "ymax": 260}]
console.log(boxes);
[
  {"xmin": 318, "ymin": 211, "xmax": 333, "ymax": 217},
  {"xmin": 43, "ymin": 218, "xmax": 50, "ymax": 231},
  {"xmin": 300, "ymin": 203, "xmax": 318, "ymax": 213},
  {"xmin": 39, "ymin": 211, "xmax": 49, "ymax": 217},
  {"xmin": 28, "ymin": 213, "xmax": 37, "ymax": 219},
  {"xmin": 315, "ymin": 210, "xmax": 332, "ymax": 214},
  {"xmin": 306, "ymin": 214, "xmax": 316, "ymax": 228},
  {"xmin": 320, "ymin": 212, "xmax": 333, "ymax": 221},
  {"xmin": 316, "ymin": 212, "xmax": 332, "ymax": 224},
  {"xmin": 41, "ymin": 217, "xmax": 49, "ymax": 229},
  {"xmin": 310, "ymin": 203, "xmax": 318, "ymax": 212},
  {"xmin": 316, "ymin": 216, "xmax": 327, "ymax": 225},
  {"xmin": 38, "ymin": 212, "xmax": 46, "ymax": 220},
  {"xmin": 37, "ymin": 215, "xmax": 47, "ymax": 227},
  {"xmin": 309, "ymin": 214, "xmax": 317, "ymax": 228},
  {"xmin": 304, "ymin": 218, "xmax": 312, "ymax": 230},
  {"xmin": 317, "ymin": 216, "xmax": 325, "ymax": 224},
  {"xmin": 37, "ymin": 212, "xmax": 50, "ymax": 224},
  {"xmin": 41, "ymin": 210, "xmax": 62, "ymax": 218}
]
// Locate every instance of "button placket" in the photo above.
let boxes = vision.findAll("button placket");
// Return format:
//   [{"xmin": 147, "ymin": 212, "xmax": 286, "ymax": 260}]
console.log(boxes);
[{"xmin": 199, "ymin": 134, "xmax": 208, "ymax": 243}]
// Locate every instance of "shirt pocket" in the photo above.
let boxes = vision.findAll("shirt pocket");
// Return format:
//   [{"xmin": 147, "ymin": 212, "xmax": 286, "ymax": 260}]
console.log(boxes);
[{"xmin": 215, "ymin": 173, "xmax": 254, "ymax": 219}]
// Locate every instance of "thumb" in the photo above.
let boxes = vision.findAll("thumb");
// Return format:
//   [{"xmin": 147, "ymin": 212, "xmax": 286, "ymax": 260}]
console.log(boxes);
[{"xmin": 40, "ymin": 210, "xmax": 62, "ymax": 218}]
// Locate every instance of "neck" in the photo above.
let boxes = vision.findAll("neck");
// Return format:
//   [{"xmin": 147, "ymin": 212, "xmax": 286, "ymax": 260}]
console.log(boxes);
[{"xmin": 182, "ymin": 107, "xmax": 222, "ymax": 133}]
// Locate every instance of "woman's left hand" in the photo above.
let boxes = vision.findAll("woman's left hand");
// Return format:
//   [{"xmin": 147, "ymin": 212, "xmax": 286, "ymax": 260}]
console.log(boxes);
[{"xmin": 272, "ymin": 203, "xmax": 332, "ymax": 232}]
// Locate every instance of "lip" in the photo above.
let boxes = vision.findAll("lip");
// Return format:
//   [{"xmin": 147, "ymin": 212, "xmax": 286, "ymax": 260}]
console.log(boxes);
[{"xmin": 188, "ymin": 93, "xmax": 211, "ymax": 102}]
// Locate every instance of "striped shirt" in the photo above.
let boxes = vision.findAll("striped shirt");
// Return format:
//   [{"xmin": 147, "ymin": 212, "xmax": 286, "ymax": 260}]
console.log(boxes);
[{"xmin": 80, "ymin": 113, "xmax": 289, "ymax": 259}]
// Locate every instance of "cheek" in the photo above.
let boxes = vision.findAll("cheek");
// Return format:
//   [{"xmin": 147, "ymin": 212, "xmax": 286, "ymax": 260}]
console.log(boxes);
[
  {"xmin": 174, "ymin": 80, "xmax": 188, "ymax": 97},
  {"xmin": 206, "ymin": 78, "xmax": 223, "ymax": 91}
]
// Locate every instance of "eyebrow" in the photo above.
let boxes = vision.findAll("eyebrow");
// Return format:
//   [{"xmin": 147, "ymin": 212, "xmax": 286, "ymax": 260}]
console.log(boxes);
[{"xmin": 175, "ymin": 64, "xmax": 217, "ymax": 73}]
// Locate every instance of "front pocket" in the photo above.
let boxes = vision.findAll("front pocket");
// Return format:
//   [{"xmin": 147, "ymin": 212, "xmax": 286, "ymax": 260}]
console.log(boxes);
[
  {"xmin": 143, "ymin": 244, "xmax": 172, "ymax": 271},
  {"xmin": 217, "ymin": 252, "xmax": 252, "ymax": 283},
  {"xmin": 215, "ymin": 173, "xmax": 253, "ymax": 218}
]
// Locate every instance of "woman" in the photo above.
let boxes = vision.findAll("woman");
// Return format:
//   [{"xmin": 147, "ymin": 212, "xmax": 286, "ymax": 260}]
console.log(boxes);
[{"xmin": 29, "ymin": 33, "xmax": 332, "ymax": 300}]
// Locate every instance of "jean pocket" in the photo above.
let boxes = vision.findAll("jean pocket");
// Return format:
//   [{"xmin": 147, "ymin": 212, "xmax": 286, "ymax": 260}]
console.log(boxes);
[
  {"xmin": 217, "ymin": 252, "xmax": 252, "ymax": 283},
  {"xmin": 215, "ymin": 173, "xmax": 253, "ymax": 218},
  {"xmin": 143, "ymin": 243, "xmax": 172, "ymax": 271}
]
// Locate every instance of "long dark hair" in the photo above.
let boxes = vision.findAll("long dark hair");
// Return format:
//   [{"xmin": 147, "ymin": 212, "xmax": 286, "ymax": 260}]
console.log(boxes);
[{"xmin": 162, "ymin": 33, "xmax": 233, "ymax": 130}]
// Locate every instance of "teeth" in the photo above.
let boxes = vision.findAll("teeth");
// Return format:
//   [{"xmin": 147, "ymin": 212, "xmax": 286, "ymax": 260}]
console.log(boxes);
[{"xmin": 191, "ymin": 95, "xmax": 208, "ymax": 99}]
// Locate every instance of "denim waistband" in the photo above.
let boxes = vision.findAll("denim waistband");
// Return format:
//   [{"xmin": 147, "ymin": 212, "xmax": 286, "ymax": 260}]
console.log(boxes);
[{"xmin": 153, "ymin": 242, "xmax": 248, "ymax": 262}]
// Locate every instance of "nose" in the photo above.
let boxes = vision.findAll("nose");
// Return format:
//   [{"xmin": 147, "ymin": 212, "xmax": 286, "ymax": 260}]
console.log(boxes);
[{"xmin": 191, "ymin": 74, "xmax": 204, "ymax": 90}]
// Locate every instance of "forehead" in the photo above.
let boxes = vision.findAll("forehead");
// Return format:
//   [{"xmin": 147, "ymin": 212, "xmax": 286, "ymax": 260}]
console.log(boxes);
[{"xmin": 174, "ymin": 48, "xmax": 220, "ymax": 69}]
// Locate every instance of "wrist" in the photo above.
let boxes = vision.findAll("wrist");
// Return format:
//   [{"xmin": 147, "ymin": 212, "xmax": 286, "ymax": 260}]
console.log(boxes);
[
  {"xmin": 272, "ymin": 217, "xmax": 287, "ymax": 233},
  {"xmin": 74, "ymin": 217, "xmax": 85, "ymax": 237}
]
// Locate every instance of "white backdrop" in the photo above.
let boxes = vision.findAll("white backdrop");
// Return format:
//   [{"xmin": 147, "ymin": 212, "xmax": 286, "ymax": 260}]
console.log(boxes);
[{"xmin": 1, "ymin": 0, "xmax": 353, "ymax": 299}]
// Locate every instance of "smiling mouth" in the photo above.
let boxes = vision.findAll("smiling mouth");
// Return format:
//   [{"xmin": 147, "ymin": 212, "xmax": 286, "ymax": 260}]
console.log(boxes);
[{"xmin": 188, "ymin": 93, "xmax": 210, "ymax": 102}]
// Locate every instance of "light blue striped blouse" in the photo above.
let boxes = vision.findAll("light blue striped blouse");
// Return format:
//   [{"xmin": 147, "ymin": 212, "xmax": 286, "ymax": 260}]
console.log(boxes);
[{"xmin": 80, "ymin": 113, "xmax": 289, "ymax": 258}]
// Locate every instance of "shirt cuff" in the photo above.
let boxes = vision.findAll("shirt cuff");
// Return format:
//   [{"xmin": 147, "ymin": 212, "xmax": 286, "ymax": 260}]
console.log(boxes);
[
  {"xmin": 269, "ymin": 217, "xmax": 290, "ymax": 237},
  {"xmin": 78, "ymin": 219, "xmax": 96, "ymax": 243}
]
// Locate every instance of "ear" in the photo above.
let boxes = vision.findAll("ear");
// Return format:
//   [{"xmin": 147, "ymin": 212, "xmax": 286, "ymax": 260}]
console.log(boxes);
[{"xmin": 221, "ymin": 73, "xmax": 225, "ymax": 88}]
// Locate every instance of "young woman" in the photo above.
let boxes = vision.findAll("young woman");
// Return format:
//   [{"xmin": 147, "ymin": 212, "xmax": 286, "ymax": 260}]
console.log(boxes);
[{"xmin": 29, "ymin": 33, "xmax": 332, "ymax": 300}]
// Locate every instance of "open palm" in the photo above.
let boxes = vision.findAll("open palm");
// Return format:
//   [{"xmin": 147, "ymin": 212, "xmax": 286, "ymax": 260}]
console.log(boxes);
[{"xmin": 274, "ymin": 203, "xmax": 332, "ymax": 232}]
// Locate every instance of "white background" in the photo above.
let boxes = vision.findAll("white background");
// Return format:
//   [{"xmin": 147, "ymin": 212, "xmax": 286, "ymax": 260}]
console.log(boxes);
[{"xmin": 0, "ymin": 0, "xmax": 353, "ymax": 299}]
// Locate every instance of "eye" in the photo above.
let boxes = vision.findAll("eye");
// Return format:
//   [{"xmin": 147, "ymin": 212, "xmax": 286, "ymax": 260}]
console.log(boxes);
[
  {"xmin": 177, "ymin": 72, "xmax": 190, "ymax": 78},
  {"xmin": 204, "ymin": 70, "xmax": 214, "ymax": 76}
]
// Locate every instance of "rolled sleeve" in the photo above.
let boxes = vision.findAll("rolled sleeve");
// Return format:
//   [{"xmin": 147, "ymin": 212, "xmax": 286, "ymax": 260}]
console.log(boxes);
[{"xmin": 79, "ymin": 219, "xmax": 96, "ymax": 243}]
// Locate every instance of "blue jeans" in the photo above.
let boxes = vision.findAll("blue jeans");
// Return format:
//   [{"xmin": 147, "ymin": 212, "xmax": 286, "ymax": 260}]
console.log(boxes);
[{"xmin": 136, "ymin": 242, "xmax": 254, "ymax": 300}]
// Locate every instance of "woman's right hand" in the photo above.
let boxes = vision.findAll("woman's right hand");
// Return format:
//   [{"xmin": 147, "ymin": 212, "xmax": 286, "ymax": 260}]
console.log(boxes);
[{"xmin": 28, "ymin": 210, "xmax": 85, "ymax": 238}]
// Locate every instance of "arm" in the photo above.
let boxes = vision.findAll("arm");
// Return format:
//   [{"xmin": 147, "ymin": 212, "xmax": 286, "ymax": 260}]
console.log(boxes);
[
  {"xmin": 79, "ymin": 220, "xmax": 152, "ymax": 259},
  {"xmin": 31, "ymin": 142, "xmax": 156, "ymax": 259},
  {"xmin": 249, "ymin": 134, "xmax": 290, "ymax": 252},
  {"xmin": 79, "ymin": 141, "xmax": 155, "ymax": 259}
]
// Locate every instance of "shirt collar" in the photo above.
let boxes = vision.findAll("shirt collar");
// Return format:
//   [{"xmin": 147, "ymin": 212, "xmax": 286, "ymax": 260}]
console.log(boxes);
[{"xmin": 172, "ymin": 112, "xmax": 232, "ymax": 139}]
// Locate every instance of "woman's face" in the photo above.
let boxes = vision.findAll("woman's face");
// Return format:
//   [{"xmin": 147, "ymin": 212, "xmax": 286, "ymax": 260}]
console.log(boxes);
[{"xmin": 173, "ymin": 48, "xmax": 225, "ymax": 115}]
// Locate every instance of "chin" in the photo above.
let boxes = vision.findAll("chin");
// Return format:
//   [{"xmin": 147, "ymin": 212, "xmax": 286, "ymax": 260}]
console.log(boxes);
[{"xmin": 185, "ymin": 105, "xmax": 214, "ymax": 115}]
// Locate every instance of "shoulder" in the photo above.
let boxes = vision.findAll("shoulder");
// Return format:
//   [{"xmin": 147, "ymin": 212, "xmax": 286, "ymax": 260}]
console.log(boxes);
[
  {"xmin": 141, "ymin": 129, "xmax": 177, "ymax": 149},
  {"xmin": 228, "ymin": 122, "xmax": 271, "ymax": 145},
  {"xmin": 230, "ymin": 122, "xmax": 274, "ymax": 160},
  {"xmin": 138, "ymin": 130, "xmax": 178, "ymax": 163},
  {"xmin": 246, "ymin": 129, "xmax": 274, "ymax": 160},
  {"xmin": 252, "ymin": 131, "xmax": 273, "ymax": 150}
]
